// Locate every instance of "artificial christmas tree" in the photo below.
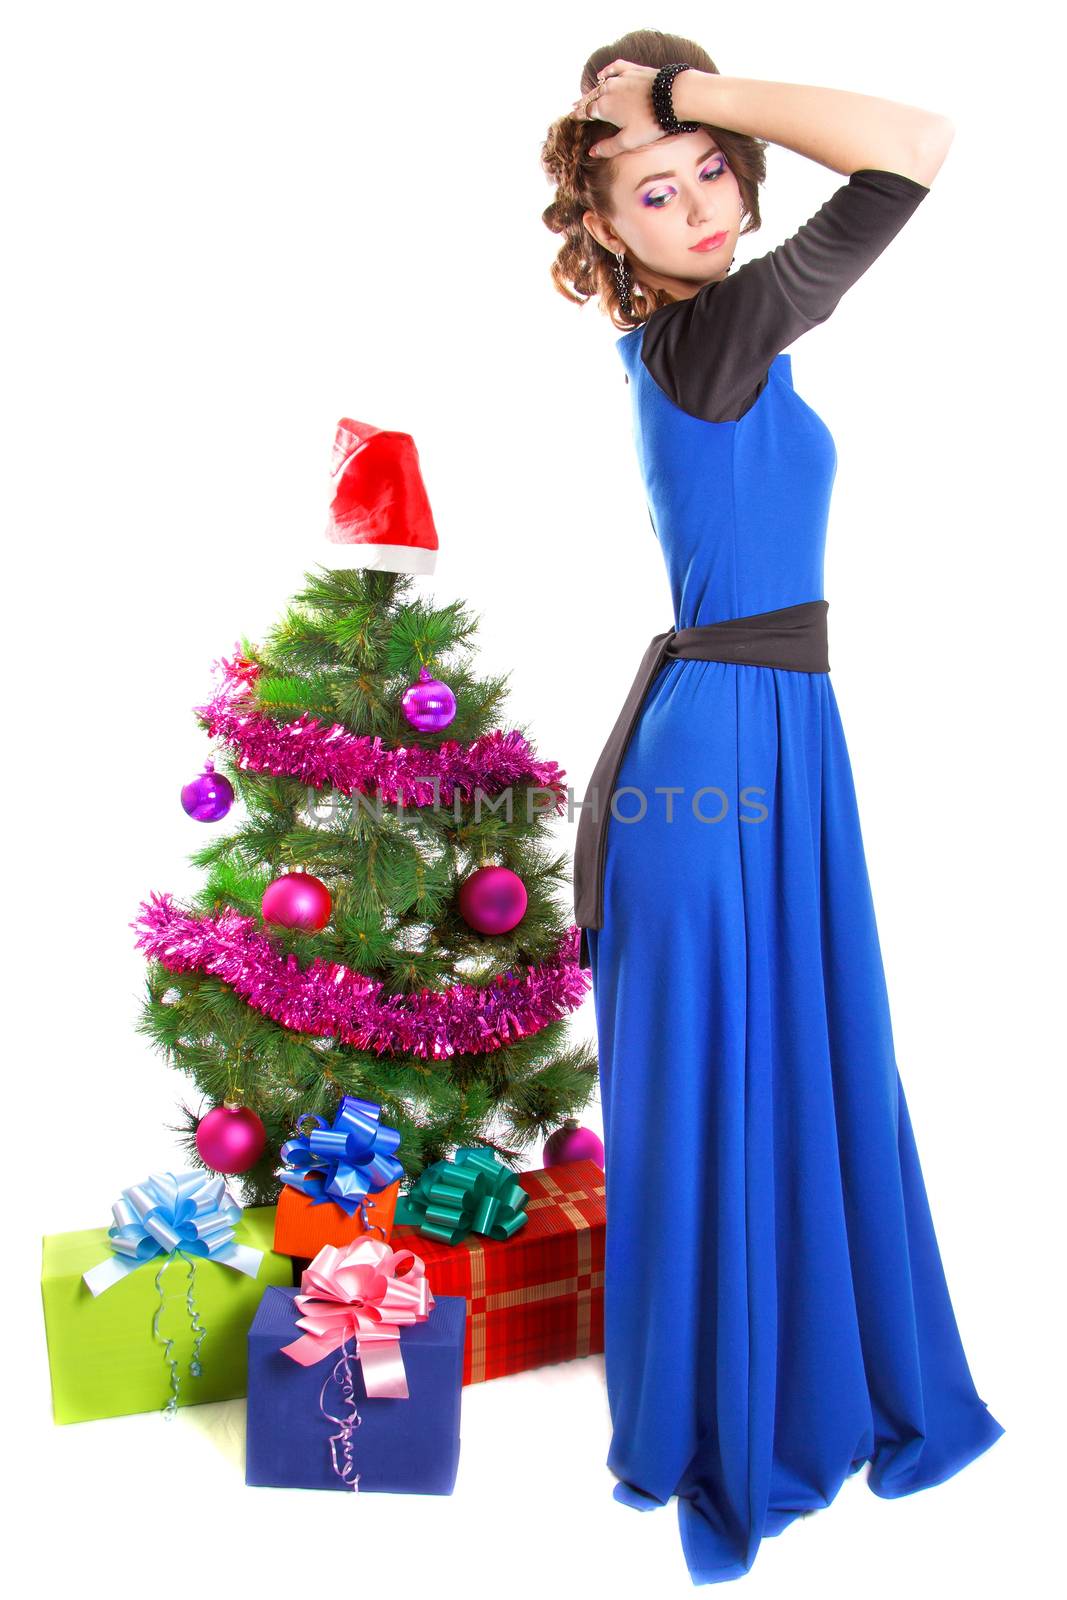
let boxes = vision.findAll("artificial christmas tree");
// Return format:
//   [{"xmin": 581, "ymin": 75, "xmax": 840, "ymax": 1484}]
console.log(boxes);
[{"xmin": 133, "ymin": 561, "xmax": 595, "ymax": 1208}]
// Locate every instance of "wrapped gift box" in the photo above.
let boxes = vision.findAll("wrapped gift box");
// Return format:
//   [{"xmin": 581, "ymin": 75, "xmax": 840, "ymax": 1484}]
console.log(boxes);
[
  {"xmin": 41, "ymin": 1205, "xmax": 293, "ymax": 1424},
  {"xmin": 390, "ymin": 1158, "xmax": 605, "ymax": 1385},
  {"xmin": 273, "ymin": 1179, "xmax": 399, "ymax": 1258},
  {"xmin": 246, "ymin": 1286, "xmax": 465, "ymax": 1493}
]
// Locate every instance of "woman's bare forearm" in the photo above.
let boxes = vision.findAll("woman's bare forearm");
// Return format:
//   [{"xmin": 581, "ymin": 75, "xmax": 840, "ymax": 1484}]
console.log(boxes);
[{"xmin": 672, "ymin": 73, "xmax": 954, "ymax": 185}]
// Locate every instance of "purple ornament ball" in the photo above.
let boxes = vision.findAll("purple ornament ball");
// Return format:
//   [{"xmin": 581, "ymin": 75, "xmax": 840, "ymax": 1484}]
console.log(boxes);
[
  {"xmin": 544, "ymin": 1119, "xmax": 605, "ymax": 1169},
  {"xmin": 458, "ymin": 865, "xmax": 527, "ymax": 935},
  {"xmin": 262, "ymin": 871, "xmax": 332, "ymax": 931},
  {"xmin": 401, "ymin": 665, "xmax": 457, "ymax": 732},
  {"xmin": 181, "ymin": 761, "xmax": 234, "ymax": 822},
  {"xmin": 196, "ymin": 1101, "xmax": 266, "ymax": 1175}
]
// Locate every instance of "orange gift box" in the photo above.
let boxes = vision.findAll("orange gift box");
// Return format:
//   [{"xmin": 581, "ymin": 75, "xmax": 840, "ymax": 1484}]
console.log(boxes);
[
  {"xmin": 389, "ymin": 1158, "xmax": 605, "ymax": 1386},
  {"xmin": 272, "ymin": 1179, "xmax": 400, "ymax": 1258}
]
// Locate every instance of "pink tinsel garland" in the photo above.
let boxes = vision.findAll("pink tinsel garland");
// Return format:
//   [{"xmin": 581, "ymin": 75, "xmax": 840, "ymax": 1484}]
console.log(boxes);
[
  {"xmin": 132, "ymin": 892, "xmax": 591, "ymax": 1058},
  {"xmin": 194, "ymin": 652, "xmax": 569, "ymax": 807}
]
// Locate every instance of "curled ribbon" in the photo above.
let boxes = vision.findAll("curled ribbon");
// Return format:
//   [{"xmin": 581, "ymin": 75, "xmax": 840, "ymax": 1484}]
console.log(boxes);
[
  {"xmin": 320, "ymin": 1342, "xmax": 363, "ymax": 1492},
  {"xmin": 279, "ymin": 1094, "xmax": 405, "ymax": 1216},
  {"xmin": 280, "ymin": 1236, "xmax": 434, "ymax": 1398},
  {"xmin": 393, "ymin": 1145, "xmax": 529, "ymax": 1245}
]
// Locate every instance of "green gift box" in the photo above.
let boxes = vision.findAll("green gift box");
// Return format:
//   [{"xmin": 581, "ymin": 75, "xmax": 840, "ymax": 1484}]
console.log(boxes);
[{"xmin": 41, "ymin": 1204, "xmax": 293, "ymax": 1424}]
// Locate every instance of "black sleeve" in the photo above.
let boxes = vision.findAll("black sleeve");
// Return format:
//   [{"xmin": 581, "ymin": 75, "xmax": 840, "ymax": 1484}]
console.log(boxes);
[{"xmin": 639, "ymin": 168, "xmax": 931, "ymax": 423}]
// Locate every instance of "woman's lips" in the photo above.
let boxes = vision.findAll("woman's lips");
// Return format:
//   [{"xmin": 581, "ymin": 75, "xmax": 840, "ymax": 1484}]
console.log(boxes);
[{"xmin": 690, "ymin": 232, "xmax": 727, "ymax": 252}]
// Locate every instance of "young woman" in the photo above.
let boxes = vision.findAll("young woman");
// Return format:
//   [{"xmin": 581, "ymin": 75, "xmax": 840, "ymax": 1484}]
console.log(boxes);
[{"xmin": 541, "ymin": 29, "xmax": 1005, "ymax": 1587}]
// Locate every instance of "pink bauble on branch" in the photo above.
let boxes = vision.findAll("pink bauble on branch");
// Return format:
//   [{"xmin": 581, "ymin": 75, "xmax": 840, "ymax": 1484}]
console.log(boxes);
[
  {"xmin": 544, "ymin": 1118, "xmax": 605, "ymax": 1169},
  {"xmin": 262, "ymin": 872, "xmax": 332, "ymax": 932},
  {"xmin": 196, "ymin": 1100, "xmax": 267, "ymax": 1175},
  {"xmin": 457, "ymin": 865, "xmax": 528, "ymax": 935}
]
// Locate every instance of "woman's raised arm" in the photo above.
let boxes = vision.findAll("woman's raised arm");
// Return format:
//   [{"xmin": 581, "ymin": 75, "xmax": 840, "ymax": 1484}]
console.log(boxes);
[{"xmin": 670, "ymin": 72, "xmax": 953, "ymax": 188}]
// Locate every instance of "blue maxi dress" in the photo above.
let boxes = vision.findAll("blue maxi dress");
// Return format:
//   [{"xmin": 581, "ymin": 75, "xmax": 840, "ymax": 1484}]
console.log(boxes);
[{"xmin": 581, "ymin": 173, "xmax": 1006, "ymax": 1586}]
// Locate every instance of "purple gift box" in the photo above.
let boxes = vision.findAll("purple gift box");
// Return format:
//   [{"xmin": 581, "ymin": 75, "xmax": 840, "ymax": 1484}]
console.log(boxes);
[{"xmin": 246, "ymin": 1286, "xmax": 465, "ymax": 1493}]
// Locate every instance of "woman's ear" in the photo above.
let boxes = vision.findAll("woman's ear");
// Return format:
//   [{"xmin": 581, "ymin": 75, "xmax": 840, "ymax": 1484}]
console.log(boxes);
[{"xmin": 582, "ymin": 208, "xmax": 621, "ymax": 255}]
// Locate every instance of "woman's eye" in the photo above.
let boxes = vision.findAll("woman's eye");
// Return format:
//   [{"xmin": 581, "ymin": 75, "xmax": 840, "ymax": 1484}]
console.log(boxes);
[{"xmin": 642, "ymin": 160, "xmax": 727, "ymax": 208}]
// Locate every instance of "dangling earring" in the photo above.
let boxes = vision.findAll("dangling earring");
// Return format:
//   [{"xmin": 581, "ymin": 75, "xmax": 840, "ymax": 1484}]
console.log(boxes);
[
  {"xmin": 613, "ymin": 250, "xmax": 634, "ymax": 316},
  {"xmin": 729, "ymin": 194, "xmax": 744, "ymax": 273}
]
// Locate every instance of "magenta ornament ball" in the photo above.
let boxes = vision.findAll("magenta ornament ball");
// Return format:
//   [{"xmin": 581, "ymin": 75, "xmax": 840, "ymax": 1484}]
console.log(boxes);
[
  {"xmin": 262, "ymin": 871, "xmax": 332, "ymax": 931},
  {"xmin": 181, "ymin": 761, "xmax": 235, "ymax": 822},
  {"xmin": 401, "ymin": 665, "xmax": 457, "ymax": 731},
  {"xmin": 195, "ymin": 1101, "xmax": 267, "ymax": 1175},
  {"xmin": 544, "ymin": 1118, "xmax": 605, "ymax": 1169},
  {"xmin": 457, "ymin": 865, "xmax": 528, "ymax": 935}
]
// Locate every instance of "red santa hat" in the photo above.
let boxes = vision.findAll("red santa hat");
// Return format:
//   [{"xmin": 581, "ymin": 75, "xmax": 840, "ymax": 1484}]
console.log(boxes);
[{"xmin": 321, "ymin": 418, "xmax": 439, "ymax": 574}]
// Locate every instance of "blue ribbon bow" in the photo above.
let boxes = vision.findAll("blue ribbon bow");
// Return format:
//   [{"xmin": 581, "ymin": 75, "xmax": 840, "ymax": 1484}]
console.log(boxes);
[
  {"xmin": 279, "ymin": 1095, "xmax": 405, "ymax": 1216},
  {"xmin": 83, "ymin": 1170, "xmax": 262, "ymax": 1291}
]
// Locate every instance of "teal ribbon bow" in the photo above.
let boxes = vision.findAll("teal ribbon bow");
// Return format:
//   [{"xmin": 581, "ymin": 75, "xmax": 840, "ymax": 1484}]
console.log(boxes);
[{"xmin": 393, "ymin": 1146, "xmax": 529, "ymax": 1245}]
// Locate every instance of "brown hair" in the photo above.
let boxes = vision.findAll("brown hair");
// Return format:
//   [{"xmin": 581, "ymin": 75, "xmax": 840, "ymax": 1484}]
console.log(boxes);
[{"xmin": 540, "ymin": 29, "xmax": 768, "ymax": 332}]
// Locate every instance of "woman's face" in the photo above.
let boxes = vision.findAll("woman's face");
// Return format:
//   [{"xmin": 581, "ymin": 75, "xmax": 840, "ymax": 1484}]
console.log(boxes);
[{"xmin": 584, "ymin": 129, "xmax": 743, "ymax": 303}]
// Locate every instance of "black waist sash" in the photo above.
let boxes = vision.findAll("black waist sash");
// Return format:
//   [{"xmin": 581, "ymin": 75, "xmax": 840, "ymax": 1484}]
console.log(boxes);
[{"xmin": 573, "ymin": 600, "xmax": 830, "ymax": 969}]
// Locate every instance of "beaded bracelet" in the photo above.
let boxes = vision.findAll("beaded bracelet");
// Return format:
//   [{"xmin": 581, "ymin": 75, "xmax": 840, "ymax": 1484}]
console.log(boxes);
[{"xmin": 651, "ymin": 63, "xmax": 701, "ymax": 135}]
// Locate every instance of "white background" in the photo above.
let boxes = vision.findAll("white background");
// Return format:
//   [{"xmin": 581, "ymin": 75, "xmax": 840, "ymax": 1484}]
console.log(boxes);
[{"xmin": 6, "ymin": 2, "xmax": 1059, "ymax": 1594}]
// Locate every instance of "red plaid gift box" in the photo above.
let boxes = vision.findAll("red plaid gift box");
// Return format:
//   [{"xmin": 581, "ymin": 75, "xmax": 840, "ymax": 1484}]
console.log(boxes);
[{"xmin": 389, "ymin": 1158, "xmax": 605, "ymax": 1385}]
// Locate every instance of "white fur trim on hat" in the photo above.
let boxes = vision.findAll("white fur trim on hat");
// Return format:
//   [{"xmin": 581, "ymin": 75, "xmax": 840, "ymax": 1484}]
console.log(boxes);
[{"xmin": 314, "ymin": 541, "xmax": 437, "ymax": 575}]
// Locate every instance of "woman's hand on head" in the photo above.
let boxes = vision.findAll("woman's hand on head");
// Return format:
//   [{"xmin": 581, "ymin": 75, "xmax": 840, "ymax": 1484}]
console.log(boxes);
[{"xmin": 571, "ymin": 60, "xmax": 665, "ymax": 159}]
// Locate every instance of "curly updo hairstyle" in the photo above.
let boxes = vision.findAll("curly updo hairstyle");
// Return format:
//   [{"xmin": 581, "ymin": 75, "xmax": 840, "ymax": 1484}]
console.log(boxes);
[{"xmin": 541, "ymin": 29, "xmax": 768, "ymax": 332}]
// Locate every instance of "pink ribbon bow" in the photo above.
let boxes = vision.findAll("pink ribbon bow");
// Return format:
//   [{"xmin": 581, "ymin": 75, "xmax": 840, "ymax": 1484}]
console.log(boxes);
[{"xmin": 280, "ymin": 1236, "xmax": 435, "ymax": 1398}]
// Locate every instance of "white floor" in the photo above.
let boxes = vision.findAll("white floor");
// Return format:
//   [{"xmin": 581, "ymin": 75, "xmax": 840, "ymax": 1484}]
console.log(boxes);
[{"xmin": 28, "ymin": 1336, "xmax": 1019, "ymax": 1600}]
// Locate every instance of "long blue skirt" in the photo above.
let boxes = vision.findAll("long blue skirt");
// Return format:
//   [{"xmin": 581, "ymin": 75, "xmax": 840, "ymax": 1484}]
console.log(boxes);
[{"xmin": 583, "ymin": 657, "xmax": 1005, "ymax": 1584}]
